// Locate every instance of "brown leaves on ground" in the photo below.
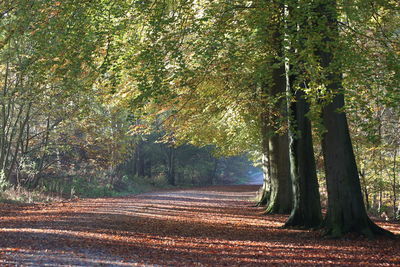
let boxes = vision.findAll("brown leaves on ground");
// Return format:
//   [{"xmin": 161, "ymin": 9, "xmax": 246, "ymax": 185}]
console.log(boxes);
[{"xmin": 0, "ymin": 185, "xmax": 399, "ymax": 266}]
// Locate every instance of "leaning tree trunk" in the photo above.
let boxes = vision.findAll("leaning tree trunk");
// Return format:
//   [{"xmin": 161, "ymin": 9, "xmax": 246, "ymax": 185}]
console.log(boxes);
[{"xmin": 314, "ymin": 0, "xmax": 393, "ymax": 238}]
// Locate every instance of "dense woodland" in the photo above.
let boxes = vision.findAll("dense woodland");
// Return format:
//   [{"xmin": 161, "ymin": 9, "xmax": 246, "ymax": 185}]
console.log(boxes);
[{"xmin": 0, "ymin": 0, "xmax": 399, "ymax": 238}]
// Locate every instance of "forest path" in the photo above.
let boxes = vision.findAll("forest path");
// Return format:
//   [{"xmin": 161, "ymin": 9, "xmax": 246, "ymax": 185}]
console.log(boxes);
[{"xmin": 0, "ymin": 185, "xmax": 399, "ymax": 266}]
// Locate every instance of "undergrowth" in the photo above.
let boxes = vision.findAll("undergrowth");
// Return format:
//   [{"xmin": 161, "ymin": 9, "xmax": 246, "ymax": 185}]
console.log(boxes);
[
  {"xmin": 0, "ymin": 186, "xmax": 63, "ymax": 204},
  {"xmin": 0, "ymin": 175, "xmax": 172, "ymax": 204}
]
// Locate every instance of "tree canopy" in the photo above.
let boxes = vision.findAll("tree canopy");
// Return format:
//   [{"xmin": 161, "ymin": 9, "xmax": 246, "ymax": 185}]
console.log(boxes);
[{"xmin": 0, "ymin": 0, "xmax": 399, "ymax": 238}]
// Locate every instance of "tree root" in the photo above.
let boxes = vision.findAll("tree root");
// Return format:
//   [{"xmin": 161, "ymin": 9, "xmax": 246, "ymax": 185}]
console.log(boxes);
[{"xmin": 321, "ymin": 217, "xmax": 395, "ymax": 239}]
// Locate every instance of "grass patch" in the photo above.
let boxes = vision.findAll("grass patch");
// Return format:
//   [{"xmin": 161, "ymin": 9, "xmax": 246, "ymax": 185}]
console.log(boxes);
[{"xmin": 0, "ymin": 186, "xmax": 63, "ymax": 204}]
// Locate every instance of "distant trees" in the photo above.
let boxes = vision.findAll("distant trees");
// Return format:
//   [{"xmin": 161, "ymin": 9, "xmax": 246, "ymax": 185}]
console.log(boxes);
[
  {"xmin": 0, "ymin": 1, "xmax": 243, "ymax": 198},
  {"xmin": 0, "ymin": 0, "xmax": 91, "ymax": 187}
]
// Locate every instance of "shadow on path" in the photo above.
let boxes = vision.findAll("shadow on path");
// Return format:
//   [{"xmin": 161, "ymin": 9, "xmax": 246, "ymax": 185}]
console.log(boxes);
[{"xmin": 0, "ymin": 185, "xmax": 399, "ymax": 266}]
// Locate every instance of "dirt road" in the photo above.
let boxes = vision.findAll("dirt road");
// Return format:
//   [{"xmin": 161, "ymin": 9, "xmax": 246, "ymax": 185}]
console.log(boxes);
[{"xmin": 0, "ymin": 185, "xmax": 399, "ymax": 266}]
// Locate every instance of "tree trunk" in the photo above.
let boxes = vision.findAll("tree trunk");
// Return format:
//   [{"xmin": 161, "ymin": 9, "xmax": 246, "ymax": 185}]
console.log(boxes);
[
  {"xmin": 314, "ymin": 0, "xmax": 393, "ymax": 238},
  {"xmin": 359, "ymin": 169, "xmax": 370, "ymax": 210},
  {"xmin": 146, "ymin": 159, "xmax": 152, "ymax": 178},
  {"xmin": 256, "ymin": 164, "xmax": 270, "ymax": 207},
  {"xmin": 283, "ymin": 2, "xmax": 322, "ymax": 228},
  {"xmin": 256, "ymin": 113, "xmax": 271, "ymax": 207},
  {"xmin": 166, "ymin": 147, "xmax": 176, "ymax": 186},
  {"xmin": 209, "ymin": 157, "xmax": 218, "ymax": 185},
  {"xmin": 285, "ymin": 89, "xmax": 322, "ymax": 228},
  {"xmin": 264, "ymin": 131, "xmax": 292, "ymax": 214},
  {"xmin": 261, "ymin": 4, "xmax": 292, "ymax": 214},
  {"xmin": 137, "ymin": 141, "xmax": 145, "ymax": 177},
  {"xmin": 378, "ymin": 189, "xmax": 383, "ymax": 213},
  {"xmin": 131, "ymin": 145, "xmax": 139, "ymax": 177},
  {"xmin": 392, "ymin": 148, "xmax": 397, "ymax": 217},
  {"xmin": 321, "ymin": 93, "xmax": 392, "ymax": 237}
]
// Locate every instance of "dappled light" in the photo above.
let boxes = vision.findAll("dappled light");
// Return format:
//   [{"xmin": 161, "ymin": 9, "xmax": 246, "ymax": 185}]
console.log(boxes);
[
  {"xmin": 1, "ymin": 185, "xmax": 399, "ymax": 266},
  {"xmin": 0, "ymin": 0, "xmax": 399, "ymax": 265}
]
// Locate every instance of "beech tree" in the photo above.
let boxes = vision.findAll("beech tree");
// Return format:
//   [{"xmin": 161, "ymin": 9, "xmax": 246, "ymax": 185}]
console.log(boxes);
[
  {"xmin": 307, "ymin": 0, "xmax": 393, "ymax": 237},
  {"xmin": 259, "ymin": 1, "xmax": 292, "ymax": 214},
  {"xmin": 283, "ymin": 0, "xmax": 323, "ymax": 229}
]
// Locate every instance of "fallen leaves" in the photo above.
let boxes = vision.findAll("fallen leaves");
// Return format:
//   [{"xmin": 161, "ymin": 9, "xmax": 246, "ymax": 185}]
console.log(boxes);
[{"xmin": 0, "ymin": 185, "xmax": 399, "ymax": 266}]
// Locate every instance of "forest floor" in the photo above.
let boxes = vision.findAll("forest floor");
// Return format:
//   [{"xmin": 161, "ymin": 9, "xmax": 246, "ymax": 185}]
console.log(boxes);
[{"xmin": 0, "ymin": 185, "xmax": 399, "ymax": 266}]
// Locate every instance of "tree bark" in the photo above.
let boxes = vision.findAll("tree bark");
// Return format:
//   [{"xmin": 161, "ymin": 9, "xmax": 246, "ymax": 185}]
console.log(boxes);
[
  {"xmin": 209, "ymin": 157, "xmax": 218, "ymax": 185},
  {"xmin": 256, "ymin": 112, "xmax": 271, "ymax": 207},
  {"xmin": 137, "ymin": 141, "xmax": 145, "ymax": 177},
  {"xmin": 264, "ymin": 131, "xmax": 292, "ymax": 214},
  {"xmin": 359, "ymin": 169, "xmax": 370, "ymax": 211},
  {"xmin": 392, "ymin": 148, "xmax": 397, "ymax": 217},
  {"xmin": 261, "ymin": 2, "xmax": 292, "ymax": 214},
  {"xmin": 146, "ymin": 158, "xmax": 152, "ymax": 178},
  {"xmin": 283, "ymin": 1, "xmax": 322, "ymax": 228},
  {"xmin": 314, "ymin": 0, "xmax": 393, "ymax": 238},
  {"xmin": 166, "ymin": 146, "xmax": 176, "ymax": 186},
  {"xmin": 285, "ymin": 89, "xmax": 322, "ymax": 228}
]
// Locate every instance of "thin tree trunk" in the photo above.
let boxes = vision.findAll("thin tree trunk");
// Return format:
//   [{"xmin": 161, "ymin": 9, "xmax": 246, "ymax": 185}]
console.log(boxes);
[
  {"xmin": 359, "ymin": 169, "xmax": 370, "ymax": 210},
  {"xmin": 137, "ymin": 141, "xmax": 145, "ymax": 177},
  {"xmin": 146, "ymin": 159, "xmax": 152, "ymax": 178},
  {"xmin": 0, "ymin": 59, "xmax": 10, "ymax": 176},
  {"xmin": 30, "ymin": 116, "xmax": 50, "ymax": 189},
  {"xmin": 7, "ymin": 103, "xmax": 31, "ymax": 185},
  {"xmin": 166, "ymin": 147, "xmax": 176, "ymax": 186},
  {"xmin": 132, "ymin": 145, "xmax": 138, "ymax": 176},
  {"xmin": 392, "ymin": 148, "xmax": 397, "ymax": 217}
]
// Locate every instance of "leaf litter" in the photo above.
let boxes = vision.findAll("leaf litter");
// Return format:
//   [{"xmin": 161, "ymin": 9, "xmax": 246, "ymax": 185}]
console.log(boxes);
[{"xmin": 0, "ymin": 185, "xmax": 399, "ymax": 266}]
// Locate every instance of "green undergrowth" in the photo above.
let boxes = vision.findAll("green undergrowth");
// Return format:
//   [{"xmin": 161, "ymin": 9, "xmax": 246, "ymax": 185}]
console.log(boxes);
[
  {"xmin": 0, "ymin": 175, "xmax": 193, "ymax": 204},
  {"xmin": 0, "ymin": 172, "xmax": 253, "ymax": 204},
  {"xmin": 0, "ymin": 186, "xmax": 63, "ymax": 204}
]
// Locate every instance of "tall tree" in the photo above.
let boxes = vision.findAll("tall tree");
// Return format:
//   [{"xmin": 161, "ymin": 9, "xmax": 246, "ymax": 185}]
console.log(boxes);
[
  {"xmin": 312, "ymin": 0, "xmax": 392, "ymax": 237},
  {"xmin": 237, "ymin": 1, "xmax": 293, "ymax": 214},
  {"xmin": 284, "ymin": 1, "xmax": 322, "ymax": 228}
]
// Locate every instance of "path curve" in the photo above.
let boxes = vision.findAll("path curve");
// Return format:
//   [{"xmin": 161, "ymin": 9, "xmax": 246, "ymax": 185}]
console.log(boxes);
[{"xmin": 0, "ymin": 185, "xmax": 399, "ymax": 266}]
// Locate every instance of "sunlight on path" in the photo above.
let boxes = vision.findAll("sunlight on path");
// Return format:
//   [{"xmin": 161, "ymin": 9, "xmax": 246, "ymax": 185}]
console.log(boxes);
[{"xmin": 0, "ymin": 185, "xmax": 399, "ymax": 266}]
